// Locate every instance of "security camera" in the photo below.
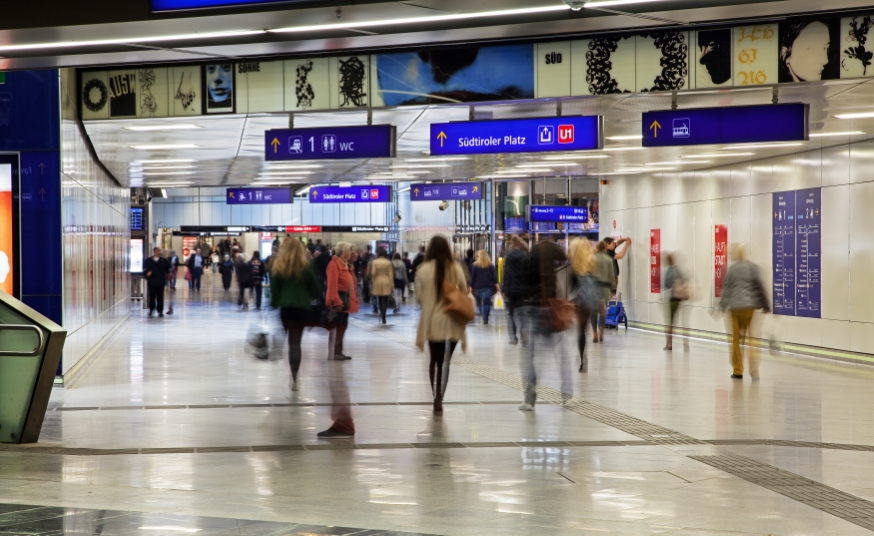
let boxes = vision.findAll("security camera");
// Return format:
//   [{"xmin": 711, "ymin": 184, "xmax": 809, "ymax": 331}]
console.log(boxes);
[
  {"xmin": 563, "ymin": 0, "xmax": 588, "ymax": 10},
  {"xmin": 438, "ymin": 200, "xmax": 449, "ymax": 211}
]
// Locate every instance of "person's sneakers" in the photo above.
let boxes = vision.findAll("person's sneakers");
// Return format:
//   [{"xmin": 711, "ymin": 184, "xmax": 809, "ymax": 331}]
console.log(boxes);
[
  {"xmin": 332, "ymin": 353, "xmax": 352, "ymax": 361},
  {"xmin": 518, "ymin": 403, "xmax": 535, "ymax": 411},
  {"xmin": 148, "ymin": 311, "xmax": 154, "ymax": 317},
  {"xmin": 290, "ymin": 378, "xmax": 299, "ymax": 391},
  {"xmin": 317, "ymin": 427, "xmax": 354, "ymax": 439},
  {"xmin": 731, "ymin": 374, "xmax": 743, "ymax": 379},
  {"xmin": 159, "ymin": 312, "xmax": 164, "ymax": 317},
  {"xmin": 509, "ymin": 338, "xmax": 519, "ymax": 346}
]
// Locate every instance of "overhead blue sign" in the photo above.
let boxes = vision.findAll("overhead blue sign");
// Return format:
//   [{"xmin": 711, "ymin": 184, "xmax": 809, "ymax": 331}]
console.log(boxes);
[
  {"xmin": 153, "ymin": 0, "xmax": 307, "ymax": 11},
  {"xmin": 310, "ymin": 186, "xmax": 391, "ymax": 204},
  {"xmin": 411, "ymin": 183, "xmax": 482, "ymax": 201},
  {"xmin": 642, "ymin": 104, "xmax": 809, "ymax": 147},
  {"xmin": 430, "ymin": 116, "xmax": 602, "ymax": 155},
  {"xmin": 226, "ymin": 187, "xmax": 293, "ymax": 205},
  {"xmin": 265, "ymin": 125, "xmax": 396, "ymax": 161},
  {"xmin": 529, "ymin": 205, "xmax": 589, "ymax": 223}
]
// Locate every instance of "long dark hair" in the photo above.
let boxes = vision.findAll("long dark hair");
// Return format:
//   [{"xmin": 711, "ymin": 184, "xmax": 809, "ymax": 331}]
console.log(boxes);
[{"xmin": 425, "ymin": 235, "xmax": 453, "ymax": 299}]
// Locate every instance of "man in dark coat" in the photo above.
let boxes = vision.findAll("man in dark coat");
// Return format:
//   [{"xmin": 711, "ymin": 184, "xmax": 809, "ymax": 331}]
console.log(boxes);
[{"xmin": 144, "ymin": 247, "xmax": 170, "ymax": 317}]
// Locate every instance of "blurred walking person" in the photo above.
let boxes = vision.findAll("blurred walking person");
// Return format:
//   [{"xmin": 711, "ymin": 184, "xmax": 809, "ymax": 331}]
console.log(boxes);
[
  {"xmin": 270, "ymin": 239, "xmax": 320, "ymax": 392},
  {"xmin": 369, "ymin": 248, "xmax": 394, "ymax": 324},
  {"xmin": 145, "ymin": 247, "xmax": 170, "ymax": 318},
  {"xmin": 502, "ymin": 237, "xmax": 528, "ymax": 345},
  {"xmin": 391, "ymin": 252, "xmax": 408, "ymax": 313},
  {"xmin": 470, "ymin": 250, "xmax": 499, "ymax": 325},
  {"xmin": 569, "ymin": 239, "xmax": 597, "ymax": 372},
  {"xmin": 717, "ymin": 244, "xmax": 770, "ymax": 380},
  {"xmin": 416, "ymin": 235, "xmax": 468, "ymax": 415},
  {"xmin": 187, "ymin": 247, "xmax": 205, "ymax": 291},
  {"xmin": 663, "ymin": 253, "xmax": 691, "ymax": 351},
  {"xmin": 219, "ymin": 254, "xmax": 234, "ymax": 291},
  {"xmin": 166, "ymin": 250, "xmax": 180, "ymax": 290},
  {"xmin": 519, "ymin": 240, "xmax": 570, "ymax": 411},
  {"xmin": 248, "ymin": 251, "xmax": 265, "ymax": 310},
  {"xmin": 318, "ymin": 242, "xmax": 359, "ymax": 439},
  {"xmin": 590, "ymin": 242, "xmax": 615, "ymax": 343},
  {"xmin": 235, "ymin": 253, "xmax": 252, "ymax": 310},
  {"xmin": 325, "ymin": 242, "xmax": 358, "ymax": 361}
]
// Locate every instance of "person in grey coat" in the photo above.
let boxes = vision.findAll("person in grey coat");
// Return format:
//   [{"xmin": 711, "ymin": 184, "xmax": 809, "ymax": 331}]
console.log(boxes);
[{"xmin": 716, "ymin": 244, "xmax": 770, "ymax": 380}]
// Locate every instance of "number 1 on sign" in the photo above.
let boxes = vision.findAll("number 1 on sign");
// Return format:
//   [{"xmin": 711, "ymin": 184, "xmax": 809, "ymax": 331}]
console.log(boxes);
[{"xmin": 309, "ymin": 137, "xmax": 315, "ymax": 152}]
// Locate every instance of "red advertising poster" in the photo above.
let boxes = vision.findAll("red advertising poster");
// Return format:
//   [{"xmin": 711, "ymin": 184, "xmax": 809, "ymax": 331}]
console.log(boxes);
[
  {"xmin": 182, "ymin": 236, "xmax": 197, "ymax": 259},
  {"xmin": 0, "ymin": 165, "xmax": 12, "ymax": 295},
  {"xmin": 715, "ymin": 224, "xmax": 728, "ymax": 298},
  {"xmin": 650, "ymin": 229, "xmax": 661, "ymax": 294}
]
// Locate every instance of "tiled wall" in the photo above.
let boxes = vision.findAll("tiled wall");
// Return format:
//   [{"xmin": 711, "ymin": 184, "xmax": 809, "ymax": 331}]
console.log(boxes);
[
  {"xmin": 59, "ymin": 70, "xmax": 130, "ymax": 375},
  {"xmin": 600, "ymin": 139, "xmax": 873, "ymax": 354}
]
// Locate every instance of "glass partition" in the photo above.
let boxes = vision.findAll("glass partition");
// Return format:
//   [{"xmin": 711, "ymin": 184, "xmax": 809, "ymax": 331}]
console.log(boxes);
[{"xmin": 0, "ymin": 291, "xmax": 66, "ymax": 443}]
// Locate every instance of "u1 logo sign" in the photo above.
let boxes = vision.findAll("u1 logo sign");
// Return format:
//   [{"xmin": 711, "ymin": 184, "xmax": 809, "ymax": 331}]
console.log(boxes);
[{"xmin": 558, "ymin": 125, "xmax": 574, "ymax": 144}]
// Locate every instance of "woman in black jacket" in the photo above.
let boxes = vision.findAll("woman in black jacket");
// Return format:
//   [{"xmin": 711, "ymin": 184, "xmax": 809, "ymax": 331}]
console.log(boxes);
[
  {"xmin": 501, "ymin": 237, "xmax": 528, "ymax": 344},
  {"xmin": 219, "ymin": 254, "xmax": 234, "ymax": 291},
  {"xmin": 235, "ymin": 253, "xmax": 252, "ymax": 309}
]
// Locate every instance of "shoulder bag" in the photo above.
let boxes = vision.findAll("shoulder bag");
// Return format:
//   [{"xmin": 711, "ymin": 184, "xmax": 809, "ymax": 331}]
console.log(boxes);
[{"xmin": 443, "ymin": 269, "xmax": 474, "ymax": 324}]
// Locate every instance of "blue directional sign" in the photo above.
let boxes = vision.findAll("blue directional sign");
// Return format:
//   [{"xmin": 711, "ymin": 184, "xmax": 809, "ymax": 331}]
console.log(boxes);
[
  {"xmin": 431, "ymin": 116, "xmax": 602, "ymax": 155},
  {"xmin": 642, "ymin": 104, "xmax": 809, "ymax": 147},
  {"xmin": 265, "ymin": 125, "xmax": 396, "ymax": 161},
  {"xmin": 529, "ymin": 205, "xmax": 589, "ymax": 223},
  {"xmin": 310, "ymin": 185, "xmax": 391, "ymax": 204},
  {"xmin": 227, "ymin": 187, "xmax": 293, "ymax": 205},
  {"xmin": 410, "ymin": 183, "xmax": 482, "ymax": 201},
  {"xmin": 153, "ymin": 0, "xmax": 310, "ymax": 11}
]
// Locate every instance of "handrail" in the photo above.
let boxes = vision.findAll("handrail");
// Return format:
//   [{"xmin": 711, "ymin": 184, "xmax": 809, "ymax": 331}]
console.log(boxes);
[{"xmin": 0, "ymin": 324, "xmax": 45, "ymax": 356}]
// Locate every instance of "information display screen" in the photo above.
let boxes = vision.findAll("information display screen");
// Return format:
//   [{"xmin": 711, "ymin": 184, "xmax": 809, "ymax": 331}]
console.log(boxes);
[
  {"xmin": 130, "ymin": 207, "xmax": 144, "ymax": 231},
  {"xmin": 130, "ymin": 239, "xmax": 144, "ymax": 273},
  {"xmin": 0, "ymin": 164, "xmax": 14, "ymax": 295},
  {"xmin": 529, "ymin": 205, "xmax": 589, "ymax": 223}
]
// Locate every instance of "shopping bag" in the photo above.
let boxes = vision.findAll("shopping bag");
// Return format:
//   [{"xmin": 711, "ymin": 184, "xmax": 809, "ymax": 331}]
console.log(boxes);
[{"xmin": 493, "ymin": 293, "xmax": 505, "ymax": 310}]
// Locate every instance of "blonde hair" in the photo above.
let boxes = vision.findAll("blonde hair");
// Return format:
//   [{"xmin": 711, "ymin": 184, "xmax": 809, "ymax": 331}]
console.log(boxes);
[
  {"xmin": 570, "ymin": 238, "xmax": 594, "ymax": 276},
  {"xmin": 474, "ymin": 249, "xmax": 492, "ymax": 269},
  {"xmin": 271, "ymin": 238, "xmax": 309, "ymax": 279}
]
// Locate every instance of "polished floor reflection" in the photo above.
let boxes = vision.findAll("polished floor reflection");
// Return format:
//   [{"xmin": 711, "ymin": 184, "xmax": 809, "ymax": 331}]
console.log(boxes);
[{"xmin": 3, "ymin": 271, "xmax": 874, "ymax": 534}]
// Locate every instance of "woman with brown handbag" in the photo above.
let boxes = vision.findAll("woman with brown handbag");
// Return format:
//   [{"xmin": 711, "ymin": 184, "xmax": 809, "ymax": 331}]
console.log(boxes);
[{"xmin": 415, "ymin": 235, "xmax": 468, "ymax": 415}]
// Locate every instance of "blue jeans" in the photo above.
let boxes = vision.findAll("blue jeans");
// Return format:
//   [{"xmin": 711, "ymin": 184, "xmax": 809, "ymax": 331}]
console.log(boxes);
[
  {"xmin": 475, "ymin": 289, "xmax": 494, "ymax": 323},
  {"xmin": 519, "ymin": 306, "xmax": 571, "ymax": 406},
  {"xmin": 191, "ymin": 267, "xmax": 203, "ymax": 291}
]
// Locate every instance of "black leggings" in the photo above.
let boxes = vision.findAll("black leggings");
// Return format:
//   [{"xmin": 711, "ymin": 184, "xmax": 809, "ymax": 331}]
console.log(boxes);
[
  {"xmin": 281, "ymin": 308, "xmax": 310, "ymax": 380},
  {"xmin": 428, "ymin": 340, "xmax": 458, "ymax": 398},
  {"xmin": 377, "ymin": 295, "xmax": 390, "ymax": 319},
  {"xmin": 577, "ymin": 307, "xmax": 590, "ymax": 363}
]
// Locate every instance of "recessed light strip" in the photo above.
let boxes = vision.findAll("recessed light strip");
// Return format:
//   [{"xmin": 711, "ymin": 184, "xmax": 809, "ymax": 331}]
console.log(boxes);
[{"xmin": 810, "ymin": 131, "xmax": 865, "ymax": 137}]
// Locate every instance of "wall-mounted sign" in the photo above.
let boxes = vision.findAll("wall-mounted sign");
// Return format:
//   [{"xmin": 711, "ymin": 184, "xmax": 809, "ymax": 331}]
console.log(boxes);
[
  {"xmin": 411, "ymin": 183, "xmax": 482, "ymax": 201},
  {"xmin": 309, "ymin": 186, "xmax": 391, "ymax": 204},
  {"xmin": 529, "ymin": 205, "xmax": 589, "ymax": 223},
  {"xmin": 265, "ymin": 125, "xmax": 396, "ymax": 161},
  {"xmin": 130, "ymin": 239, "xmax": 144, "ymax": 274},
  {"xmin": 152, "ymin": 0, "xmax": 306, "ymax": 11},
  {"xmin": 642, "ymin": 104, "xmax": 809, "ymax": 147},
  {"xmin": 773, "ymin": 191, "xmax": 796, "ymax": 316},
  {"xmin": 773, "ymin": 188, "xmax": 821, "ymax": 318},
  {"xmin": 226, "ymin": 187, "xmax": 293, "ymax": 205},
  {"xmin": 714, "ymin": 224, "xmax": 728, "ymax": 298},
  {"xmin": 430, "ymin": 116, "xmax": 602, "ymax": 156},
  {"xmin": 650, "ymin": 229, "xmax": 661, "ymax": 294},
  {"xmin": 130, "ymin": 207, "xmax": 145, "ymax": 231},
  {"xmin": 286, "ymin": 226, "xmax": 321, "ymax": 233}
]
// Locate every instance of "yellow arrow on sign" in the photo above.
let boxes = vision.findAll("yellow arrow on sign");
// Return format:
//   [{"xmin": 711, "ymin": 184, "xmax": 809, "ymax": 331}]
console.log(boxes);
[
  {"xmin": 437, "ymin": 131, "xmax": 447, "ymax": 147},
  {"xmin": 649, "ymin": 120, "xmax": 662, "ymax": 138},
  {"xmin": 229, "ymin": 192, "xmax": 235, "ymax": 199},
  {"xmin": 472, "ymin": 185, "xmax": 479, "ymax": 193},
  {"xmin": 414, "ymin": 188, "xmax": 420, "ymax": 197},
  {"xmin": 271, "ymin": 138, "xmax": 281, "ymax": 153},
  {"xmin": 312, "ymin": 190, "xmax": 318, "ymax": 198}
]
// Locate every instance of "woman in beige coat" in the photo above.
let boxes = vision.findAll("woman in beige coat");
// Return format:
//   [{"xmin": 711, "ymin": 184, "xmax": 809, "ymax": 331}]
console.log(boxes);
[
  {"xmin": 415, "ymin": 235, "xmax": 467, "ymax": 415},
  {"xmin": 368, "ymin": 248, "xmax": 394, "ymax": 324}
]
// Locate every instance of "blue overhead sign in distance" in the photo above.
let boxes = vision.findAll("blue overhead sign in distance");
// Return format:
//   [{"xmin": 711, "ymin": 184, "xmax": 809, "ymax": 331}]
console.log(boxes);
[
  {"xmin": 529, "ymin": 205, "xmax": 589, "ymax": 223},
  {"xmin": 642, "ymin": 103, "xmax": 809, "ymax": 147},
  {"xmin": 153, "ymin": 0, "xmax": 309, "ymax": 12},
  {"xmin": 410, "ymin": 183, "xmax": 482, "ymax": 201},
  {"xmin": 310, "ymin": 186, "xmax": 391, "ymax": 204},
  {"xmin": 226, "ymin": 187, "xmax": 293, "ymax": 205},
  {"xmin": 430, "ymin": 116, "xmax": 602, "ymax": 156},
  {"xmin": 265, "ymin": 125, "xmax": 396, "ymax": 161}
]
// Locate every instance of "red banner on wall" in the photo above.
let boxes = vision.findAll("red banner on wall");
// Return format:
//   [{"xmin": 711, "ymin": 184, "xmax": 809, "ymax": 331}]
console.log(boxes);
[
  {"xmin": 650, "ymin": 229, "xmax": 661, "ymax": 294},
  {"xmin": 715, "ymin": 224, "xmax": 728, "ymax": 298}
]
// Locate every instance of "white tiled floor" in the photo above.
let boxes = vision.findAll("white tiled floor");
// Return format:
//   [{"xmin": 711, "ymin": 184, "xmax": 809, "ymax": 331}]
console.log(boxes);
[{"xmin": 5, "ymin": 271, "xmax": 874, "ymax": 535}]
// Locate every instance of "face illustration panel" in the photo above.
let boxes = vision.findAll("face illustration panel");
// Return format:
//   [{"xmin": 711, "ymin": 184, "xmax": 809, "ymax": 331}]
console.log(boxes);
[
  {"xmin": 696, "ymin": 29, "xmax": 732, "ymax": 87},
  {"xmin": 779, "ymin": 20, "xmax": 840, "ymax": 82},
  {"xmin": 205, "ymin": 64, "xmax": 234, "ymax": 112}
]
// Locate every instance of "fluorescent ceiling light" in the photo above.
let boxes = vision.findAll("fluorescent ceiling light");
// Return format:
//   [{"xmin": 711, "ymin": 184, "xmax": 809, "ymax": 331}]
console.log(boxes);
[
  {"xmin": 253, "ymin": 179, "xmax": 308, "ymax": 184},
  {"xmin": 270, "ymin": 5, "xmax": 569, "ymax": 34},
  {"xmin": 603, "ymin": 147, "xmax": 645, "ymax": 152},
  {"xmin": 398, "ymin": 187, "xmax": 411, "ymax": 193},
  {"xmin": 724, "ymin": 142, "xmax": 803, "ymax": 149},
  {"xmin": 605, "ymin": 135, "xmax": 643, "ymax": 141},
  {"xmin": 617, "ymin": 167, "xmax": 676, "ymax": 172},
  {"xmin": 131, "ymin": 144, "xmax": 200, "ymax": 150},
  {"xmin": 392, "ymin": 164, "xmax": 449, "ymax": 169},
  {"xmin": 125, "ymin": 124, "xmax": 202, "ymax": 131},
  {"xmin": 646, "ymin": 160, "xmax": 711, "ymax": 166},
  {"xmin": 0, "ymin": 30, "xmax": 266, "ymax": 52},
  {"xmin": 147, "ymin": 182, "xmax": 194, "ymax": 187},
  {"xmin": 264, "ymin": 164, "xmax": 323, "ymax": 169},
  {"xmin": 682, "ymin": 153, "xmax": 754, "ymax": 158},
  {"xmin": 835, "ymin": 112, "xmax": 874, "ymax": 119},
  {"xmin": 810, "ymin": 131, "xmax": 865, "ymax": 137},
  {"xmin": 502, "ymin": 167, "xmax": 552, "ymax": 173},
  {"xmin": 478, "ymin": 174, "xmax": 530, "ymax": 179},
  {"xmin": 161, "ymin": 189, "xmax": 168, "ymax": 198},
  {"xmin": 541, "ymin": 154, "xmax": 610, "ymax": 160},
  {"xmin": 143, "ymin": 171, "xmax": 196, "ymax": 176},
  {"xmin": 139, "ymin": 527, "xmax": 201, "ymax": 534},
  {"xmin": 135, "ymin": 159, "xmax": 195, "ymax": 164},
  {"xmin": 586, "ymin": 0, "xmax": 667, "ymax": 8},
  {"xmin": 258, "ymin": 171, "xmax": 314, "ymax": 176},
  {"xmin": 141, "ymin": 165, "xmax": 194, "ymax": 170},
  {"xmin": 518, "ymin": 162, "xmax": 579, "ymax": 167}
]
